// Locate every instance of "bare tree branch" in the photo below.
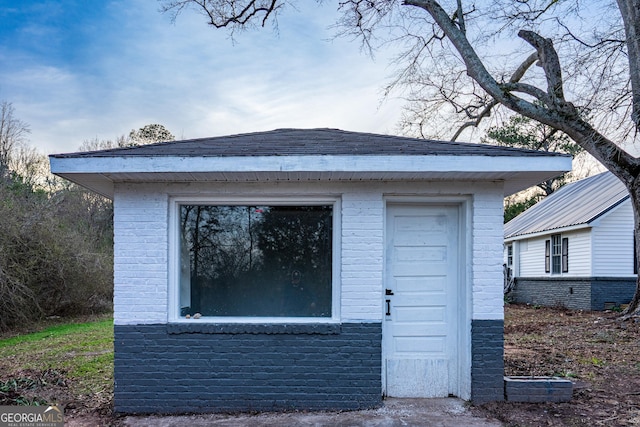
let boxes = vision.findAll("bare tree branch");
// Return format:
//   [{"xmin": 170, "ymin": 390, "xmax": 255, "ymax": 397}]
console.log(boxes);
[
  {"xmin": 0, "ymin": 101, "xmax": 31, "ymax": 172},
  {"xmin": 453, "ymin": 0, "xmax": 465, "ymax": 34},
  {"xmin": 161, "ymin": 0, "xmax": 282, "ymax": 32},
  {"xmin": 450, "ymin": 100, "xmax": 498, "ymax": 141},
  {"xmin": 518, "ymin": 30, "xmax": 565, "ymax": 103},
  {"xmin": 403, "ymin": 1, "xmax": 640, "ymax": 183},
  {"xmin": 451, "ymin": 52, "xmax": 539, "ymax": 140},
  {"xmin": 159, "ymin": 0, "xmax": 640, "ymax": 315}
]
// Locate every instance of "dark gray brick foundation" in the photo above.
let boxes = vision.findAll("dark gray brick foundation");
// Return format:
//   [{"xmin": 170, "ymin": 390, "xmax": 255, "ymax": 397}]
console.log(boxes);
[
  {"xmin": 508, "ymin": 277, "xmax": 636, "ymax": 310},
  {"xmin": 114, "ymin": 322, "xmax": 382, "ymax": 414},
  {"xmin": 471, "ymin": 319, "xmax": 504, "ymax": 403},
  {"xmin": 591, "ymin": 277, "xmax": 636, "ymax": 310}
]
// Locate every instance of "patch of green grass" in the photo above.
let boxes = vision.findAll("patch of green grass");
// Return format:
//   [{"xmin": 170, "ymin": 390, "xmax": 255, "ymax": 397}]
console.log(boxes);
[
  {"xmin": 578, "ymin": 356, "xmax": 606, "ymax": 368},
  {"xmin": 0, "ymin": 317, "xmax": 114, "ymax": 397}
]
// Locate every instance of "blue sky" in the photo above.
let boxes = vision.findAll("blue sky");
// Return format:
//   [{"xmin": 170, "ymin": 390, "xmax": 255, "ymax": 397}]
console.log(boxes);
[{"xmin": 0, "ymin": 0, "xmax": 402, "ymax": 154}]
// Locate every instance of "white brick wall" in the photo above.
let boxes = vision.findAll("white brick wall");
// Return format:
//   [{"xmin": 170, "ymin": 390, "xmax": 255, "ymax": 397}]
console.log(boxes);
[
  {"xmin": 112, "ymin": 181, "xmax": 505, "ymax": 324},
  {"xmin": 113, "ymin": 184, "xmax": 168, "ymax": 325},
  {"xmin": 340, "ymin": 191, "xmax": 384, "ymax": 321},
  {"xmin": 471, "ymin": 188, "xmax": 505, "ymax": 321}
]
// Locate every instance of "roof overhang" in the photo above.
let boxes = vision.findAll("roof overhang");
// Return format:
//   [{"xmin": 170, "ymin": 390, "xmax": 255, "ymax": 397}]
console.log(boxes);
[
  {"xmin": 504, "ymin": 223, "xmax": 593, "ymax": 243},
  {"xmin": 49, "ymin": 154, "xmax": 572, "ymax": 199}
]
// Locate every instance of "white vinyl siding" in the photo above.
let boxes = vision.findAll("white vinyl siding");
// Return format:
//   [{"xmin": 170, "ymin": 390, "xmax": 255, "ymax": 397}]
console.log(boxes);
[
  {"xmin": 560, "ymin": 230, "xmax": 591, "ymax": 276},
  {"xmin": 519, "ymin": 237, "xmax": 547, "ymax": 277},
  {"xmin": 517, "ymin": 229, "xmax": 591, "ymax": 277},
  {"xmin": 592, "ymin": 200, "xmax": 635, "ymax": 276}
]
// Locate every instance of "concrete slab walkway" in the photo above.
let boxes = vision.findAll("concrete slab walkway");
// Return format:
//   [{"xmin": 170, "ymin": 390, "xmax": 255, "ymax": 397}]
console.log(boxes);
[{"xmin": 119, "ymin": 398, "xmax": 502, "ymax": 427}]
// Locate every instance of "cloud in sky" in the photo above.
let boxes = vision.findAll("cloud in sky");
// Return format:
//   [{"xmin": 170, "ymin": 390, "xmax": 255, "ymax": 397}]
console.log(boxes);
[{"xmin": 0, "ymin": 0, "xmax": 403, "ymax": 154}]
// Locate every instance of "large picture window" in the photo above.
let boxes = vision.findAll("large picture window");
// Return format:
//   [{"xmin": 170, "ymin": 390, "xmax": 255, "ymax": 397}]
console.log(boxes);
[{"xmin": 178, "ymin": 204, "xmax": 334, "ymax": 318}]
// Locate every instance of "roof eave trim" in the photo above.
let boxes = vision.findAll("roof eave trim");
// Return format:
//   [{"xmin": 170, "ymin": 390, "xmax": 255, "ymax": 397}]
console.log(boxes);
[
  {"xmin": 50, "ymin": 154, "xmax": 572, "ymax": 174},
  {"xmin": 584, "ymin": 195, "xmax": 630, "ymax": 224},
  {"xmin": 505, "ymin": 223, "xmax": 592, "ymax": 242}
]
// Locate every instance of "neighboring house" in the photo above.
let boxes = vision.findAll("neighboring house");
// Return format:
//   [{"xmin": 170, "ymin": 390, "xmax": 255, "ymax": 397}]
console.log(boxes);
[
  {"xmin": 504, "ymin": 171, "xmax": 636, "ymax": 310},
  {"xmin": 49, "ymin": 128, "xmax": 570, "ymax": 414}
]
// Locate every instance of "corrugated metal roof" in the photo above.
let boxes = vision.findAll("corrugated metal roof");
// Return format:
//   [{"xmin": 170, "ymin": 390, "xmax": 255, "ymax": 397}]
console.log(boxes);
[
  {"xmin": 50, "ymin": 128, "xmax": 568, "ymax": 158},
  {"xmin": 504, "ymin": 171, "xmax": 629, "ymax": 239}
]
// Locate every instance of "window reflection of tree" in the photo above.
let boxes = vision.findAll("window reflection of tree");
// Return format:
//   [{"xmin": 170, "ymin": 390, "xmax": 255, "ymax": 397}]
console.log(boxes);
[{"xmin": 180, "ymin": 205, "xmax": 332, "ymax": 317}]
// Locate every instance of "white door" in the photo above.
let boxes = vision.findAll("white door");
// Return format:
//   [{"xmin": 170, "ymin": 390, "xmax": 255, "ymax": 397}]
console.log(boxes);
[{"xmin": 384, "ymin": 204, "xmax": 459, "ymax": 397}]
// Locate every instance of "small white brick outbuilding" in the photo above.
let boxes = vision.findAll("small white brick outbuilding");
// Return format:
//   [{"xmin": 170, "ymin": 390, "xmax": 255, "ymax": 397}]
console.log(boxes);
[{"xmin": 49, "ymin": 128, "xmax": 571, "ymax": 414}]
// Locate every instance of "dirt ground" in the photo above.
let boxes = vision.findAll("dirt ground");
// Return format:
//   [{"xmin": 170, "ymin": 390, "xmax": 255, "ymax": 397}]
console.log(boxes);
[
  {"xmin": 474, "ymin": 304, "xmax": 640, "ymax": 426},
  {"xmin": 4, "ymin": 304, "xmax": 640, "ymax": 426}
]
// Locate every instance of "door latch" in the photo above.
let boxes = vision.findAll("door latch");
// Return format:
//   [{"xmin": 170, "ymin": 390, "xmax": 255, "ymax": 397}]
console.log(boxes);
[{"xmin": 385, "ymin": 289, "xmax": 394, "ymax": 295}]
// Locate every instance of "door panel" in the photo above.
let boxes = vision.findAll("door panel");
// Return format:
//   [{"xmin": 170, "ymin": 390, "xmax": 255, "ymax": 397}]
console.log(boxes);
[{"xmin": 384, "ymin": 204, "xmax": 459, "ymax": 397}]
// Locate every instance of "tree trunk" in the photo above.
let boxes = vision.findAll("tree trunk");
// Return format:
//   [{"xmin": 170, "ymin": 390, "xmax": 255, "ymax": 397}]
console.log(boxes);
[
  {"xmin": 622, "ymin": 182, "xmax": 640, "ymax": 316},
  {"xmin": 617, "ymin": 0, "xmax": 640, "ymax": 130},
  {"xmin": 410, "ymin": 0, "xmax": 640, "ymax": 317}
]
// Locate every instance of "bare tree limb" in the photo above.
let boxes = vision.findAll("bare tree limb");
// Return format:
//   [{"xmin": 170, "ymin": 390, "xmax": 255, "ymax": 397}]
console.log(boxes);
[
  {"xmin": 450, "ymin": 100, "xmax": 497, "ymax": 141},
  {"xmin": 161, "ymin": 0, "xmax": 282, "ymax": 30},
  {"xmin": 453, "ymin": 0, "xmax": 465, "ymax": 34},
  {"xmin": 451, "ymin": 52, "xmax": 538, "ymax": 141},
  {"xmin": 518, "ymin": 30, "xmax": 565, "ymax": 103},
  {"xmin": 403, "ymin": 0, "xmax": 640, "ymax": 185}
]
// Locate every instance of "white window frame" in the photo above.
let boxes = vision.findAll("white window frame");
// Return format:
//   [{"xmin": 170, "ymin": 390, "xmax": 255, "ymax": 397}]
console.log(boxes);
[
  {"xmin": 551, "ymin": 234, "xmax": 562, "ymax": 274},
  {"xmin": 546, "ymin": 234, "xmax": 568, "ymax": 275},
  {"xmin": 168, "ymin": 196, "xmax": 342, "ymax": 324}
]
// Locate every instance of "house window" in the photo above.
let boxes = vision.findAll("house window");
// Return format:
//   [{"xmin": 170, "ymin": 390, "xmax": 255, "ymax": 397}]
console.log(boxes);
[
  {"xmin": 546, "ymin": 234, "xmax": 568, "ymax": 274},
  {"xmin": 177, "ymin": 203, "xmax": 335, "ymax": 319},
  {"xmin": 507, "ymin": 244, "xmax": 513, "ymax": 268}
]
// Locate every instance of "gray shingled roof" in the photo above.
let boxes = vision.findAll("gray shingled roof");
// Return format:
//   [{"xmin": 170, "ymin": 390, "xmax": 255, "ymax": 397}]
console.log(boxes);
[
  {"xmin": 504, "ymin": 171, "xmax": 629, "ymax": 240},
  {"xmin": 51, "ymin": 128, "xmax": 568, "ymax": 158}
]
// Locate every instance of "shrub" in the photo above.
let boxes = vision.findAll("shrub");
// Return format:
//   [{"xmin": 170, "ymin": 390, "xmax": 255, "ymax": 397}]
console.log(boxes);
[{"xmin": 0, "ymin": 173, "xmax": 113, "ymax": 331}]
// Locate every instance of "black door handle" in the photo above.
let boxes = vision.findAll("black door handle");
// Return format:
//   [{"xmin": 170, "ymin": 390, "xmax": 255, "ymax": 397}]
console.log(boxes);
[{"xmin": 386, "ymin": 299, "xmax": 391, "ymax": 316}]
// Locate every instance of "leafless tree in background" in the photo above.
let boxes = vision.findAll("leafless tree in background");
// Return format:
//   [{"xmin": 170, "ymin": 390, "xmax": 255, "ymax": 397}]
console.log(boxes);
[
  {"xmin": 0, "ymin": 101, "xmax": 30, "ymax": 172},
  {"xmin": 161, "ymin": 0, "xmax": 640, "ymax": 316}
]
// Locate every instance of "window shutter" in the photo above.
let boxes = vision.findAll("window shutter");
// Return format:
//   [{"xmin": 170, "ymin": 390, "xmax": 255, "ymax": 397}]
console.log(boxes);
[
  {"xmin": 545, "ymin": 240, "xmax": 550, "ymax": 273},
  {"xmin": 562, "ymin": 238, "xmax": 569, "ymax": 273}
]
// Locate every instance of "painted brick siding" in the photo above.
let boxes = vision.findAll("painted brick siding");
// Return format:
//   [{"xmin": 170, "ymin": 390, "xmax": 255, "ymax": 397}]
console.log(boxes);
[
  {"xmin": 340, "ymin": 191, "xmax": 384, "ymax": 321},
  {"xmin": 508, "ymin": 277, "xmax": 636, "ymax": 310},
  {"xmin": 472, "ymin": 188, "xmax": 505, "ymax": 320},
  {"xmin": 591, "ymin": 277, "xmax": 636, "ymax": 310},
  {"xmin": 509, "ymin": 278, "xmax": 591, "ymax": 310},
  {"xmin": 113, "ymin": 185, "xmax": 169, "ymax": 325},
  {"xmin": 113, "ymin": 181, "xmax": 505, "ymax": 324},
  {"xmin": 113, "ymin": 323, "xmax": 382, "ymax": 414},
  {"xmin": 111, "ymin": 180, "xmax": 508, "ymax": 407},
  {"xmin": 504, "ymin": 377, "xmax": 572, "ymax": 402},
  {"xmin": 471, "ymin": 319, "xmax": 504, "ymax": 403}
]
